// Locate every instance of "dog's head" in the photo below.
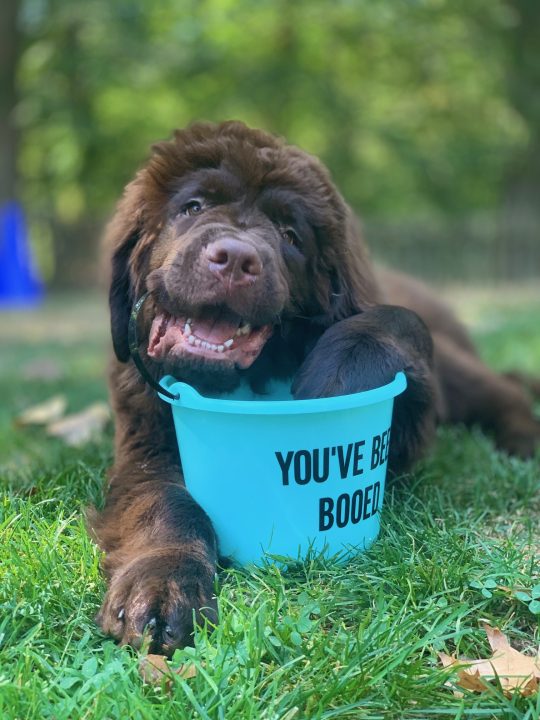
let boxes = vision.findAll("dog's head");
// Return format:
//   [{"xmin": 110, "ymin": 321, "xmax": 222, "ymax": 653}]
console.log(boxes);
[{"xmin": 107, "ymin": 121, "xmax": 376, "ymax": 392}]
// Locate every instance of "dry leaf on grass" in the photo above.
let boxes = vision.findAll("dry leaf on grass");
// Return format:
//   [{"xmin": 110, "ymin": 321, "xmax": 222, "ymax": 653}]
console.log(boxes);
[
  {"xmin": 46, "ymin": 402, "xmax": 110, "ymax": 446},
  {"xmin": 139, "ymin": 654, "xmax": 197, "ymax": 691},
  {"xmin": 16, "ymin": 395, "xmax": 67, "ymax": 426},
  {"xmin": 439, "ymin": 624, "xmax": 540, "ymax": 697}
]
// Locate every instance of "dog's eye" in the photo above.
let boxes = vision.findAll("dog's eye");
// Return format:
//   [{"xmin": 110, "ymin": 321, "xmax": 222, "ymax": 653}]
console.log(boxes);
[
  {"xmin": 281, "ymin": 228, "xmax": 300, "ymax": 247},
  {"xmin": 181, "ymin": 200, "xmax": 204, "ymax": 217}
]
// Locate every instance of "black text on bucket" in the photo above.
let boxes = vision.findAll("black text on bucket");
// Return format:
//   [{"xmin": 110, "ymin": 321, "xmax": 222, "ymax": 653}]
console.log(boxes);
[{"xmin": 274, "ymin": 427, "xmax": 391, "ymax": 531}]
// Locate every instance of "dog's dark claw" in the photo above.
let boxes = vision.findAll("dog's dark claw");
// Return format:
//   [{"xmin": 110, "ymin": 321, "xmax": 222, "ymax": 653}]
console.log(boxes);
[{"xmin": 146, "ymin": 617, "xmax": 157, "ymax": 631}]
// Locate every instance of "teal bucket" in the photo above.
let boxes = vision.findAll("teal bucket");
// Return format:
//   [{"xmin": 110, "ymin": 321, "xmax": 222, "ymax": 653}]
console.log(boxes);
[{"xmin": 159, "ymin": 372, "xmax": 407, "ymax": 565}]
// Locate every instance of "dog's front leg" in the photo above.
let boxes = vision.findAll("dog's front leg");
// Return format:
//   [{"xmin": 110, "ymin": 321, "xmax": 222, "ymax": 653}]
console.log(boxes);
[
  {"xmin": 89, "ymin": 435, "xmax": 218, "ymax": 655},
  {"xmin": 292, "ymin": 305, "xmax": 437, "ymax": 474}
]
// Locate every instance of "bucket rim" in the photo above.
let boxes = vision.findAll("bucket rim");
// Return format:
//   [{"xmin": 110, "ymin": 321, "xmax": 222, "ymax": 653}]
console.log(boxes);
[{"xmin": 159, "ymin": 371, "xmax": 407, "ymax": 415}]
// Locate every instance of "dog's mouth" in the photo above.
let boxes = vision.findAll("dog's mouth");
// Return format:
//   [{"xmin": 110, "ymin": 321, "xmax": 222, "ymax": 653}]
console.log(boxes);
[{"xmin": 147, "ymin": 308, "xmax": 274, "ymax": 369}]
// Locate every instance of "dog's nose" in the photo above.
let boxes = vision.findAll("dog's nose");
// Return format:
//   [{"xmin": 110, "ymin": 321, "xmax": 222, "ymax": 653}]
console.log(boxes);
[{"xmin": 206, "ymin": 239, "xmax": 262, "ymax": 286}]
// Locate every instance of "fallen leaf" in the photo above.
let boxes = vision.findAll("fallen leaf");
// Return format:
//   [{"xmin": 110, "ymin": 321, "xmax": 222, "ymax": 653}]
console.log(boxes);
[
  {"xmin": 439, "ymin": 652, "xmax": 492, "ymax": 696},
  {"xmin": 439, "ymin": 624, "xmax": 540, "ymax": 697},
  {"xmin": 139, "ymin": 654, "xmax": 197, "ymax": 691},
  {"xmin": 16, "ymin": 395, "xmax": 67, "ymax": 426},
  {"xmin": 46, "ymin": 402, "xmax": 110, "ymax": 446}
]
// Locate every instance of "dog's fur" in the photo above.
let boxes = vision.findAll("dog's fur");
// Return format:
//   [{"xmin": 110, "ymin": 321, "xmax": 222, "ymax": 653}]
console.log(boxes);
[{"xmin": 91, "ymin": 121, "xmax": 540, "ymax": 655}]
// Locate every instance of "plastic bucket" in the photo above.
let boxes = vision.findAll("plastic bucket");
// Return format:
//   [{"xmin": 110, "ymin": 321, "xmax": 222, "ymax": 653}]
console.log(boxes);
[{"xmin": 159, "ymin": 372, "xmax": 406, "ymax": 565}]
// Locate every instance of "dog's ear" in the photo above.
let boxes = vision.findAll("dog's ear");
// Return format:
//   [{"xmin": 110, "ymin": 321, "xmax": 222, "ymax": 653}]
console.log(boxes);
[
  {"xmin": 105, "ymin": 189, "xmax": 144, "ymax": 362},
  {"xmin": 326, "ymin": 267, "xmax": 361, "ymax": 322},
  {"xmin": 109, "ymin": 228, "xmax": 140, "ymax": 362},
  {"xmin": 317, "ymin": 208, "xmax": 378, "ymax": 326}
]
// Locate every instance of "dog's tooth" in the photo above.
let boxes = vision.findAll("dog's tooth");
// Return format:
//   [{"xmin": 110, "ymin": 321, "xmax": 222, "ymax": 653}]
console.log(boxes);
[
  {"xmin": 224, "ymin": 339, "xmax": 234, "ymax": 348},
  {"xmin": 217, "ymin": 345, "xmax": 224, "ymax": 353},
  {"xmin": 187, "ymin": 318, "xmax": 192, "ymax": 324},
  {"xmin": 212, "ymin": 343, "xmax": 219, "ymax": 351},
  {"xmin": 184, "ymin": 322, "xmax": 192, "ymax": 335},
  {"xmin": 188, "ymin": 334, "xmax": 195, "ymax": 345},
  {"xmin": 194, "ymin": 338, "xmax": 201, "ymax": 346},
  {"xmin": 202, "ymin": 341, "xmax": 209, "ymax": 349},
  {"xmin": 237, "ymin": 322, "xmax": 251, "ymax": 336}
]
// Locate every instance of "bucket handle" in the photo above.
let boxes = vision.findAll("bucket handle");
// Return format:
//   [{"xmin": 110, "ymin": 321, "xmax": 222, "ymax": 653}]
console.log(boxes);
[{"xmin": 128, "ymin": 292, "xmax": 180, "ymax": 401}]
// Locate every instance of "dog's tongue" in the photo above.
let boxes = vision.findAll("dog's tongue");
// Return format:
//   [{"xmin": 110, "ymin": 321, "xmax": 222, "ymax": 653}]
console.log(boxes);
[
  {"xmin": 193, "ymin": 314, "xmax": 239, "ymax": 343},
  {"xmin": 148, "ymin": 308, "xmax": 273, "ymax": 366}
]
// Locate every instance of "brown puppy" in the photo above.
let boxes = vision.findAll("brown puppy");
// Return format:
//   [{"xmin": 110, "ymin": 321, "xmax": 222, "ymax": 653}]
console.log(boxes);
[{"xmin": 91, "ymin": 121, "xmax": 540, "ymax": 655}]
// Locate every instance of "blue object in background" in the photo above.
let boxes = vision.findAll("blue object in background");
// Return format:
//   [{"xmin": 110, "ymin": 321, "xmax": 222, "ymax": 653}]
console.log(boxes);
[{"xmin": 0, "ymin": 201, "xmax": 43, "ymax": 307}]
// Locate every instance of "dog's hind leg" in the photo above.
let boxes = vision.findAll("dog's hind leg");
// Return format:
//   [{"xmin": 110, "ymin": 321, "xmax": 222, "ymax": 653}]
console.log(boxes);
[
  {"xmin": 433, "ymin": 333, "xmax": 540, "ymax": 458},
  {"xmin": 502, "ymin": 370, "xmax": 540, "ymax": 402}
]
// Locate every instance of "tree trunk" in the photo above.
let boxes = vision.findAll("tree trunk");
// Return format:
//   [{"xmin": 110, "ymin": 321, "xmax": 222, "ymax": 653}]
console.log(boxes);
[{"xmin": 0, "ymin": 0, "xmax": 20, "ymax": 204}]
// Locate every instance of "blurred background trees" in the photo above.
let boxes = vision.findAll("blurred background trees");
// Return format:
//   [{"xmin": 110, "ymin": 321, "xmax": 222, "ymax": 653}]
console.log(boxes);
[{"xmin": 2, "ymin": 0, "xmax": 539, "ymax": 287}]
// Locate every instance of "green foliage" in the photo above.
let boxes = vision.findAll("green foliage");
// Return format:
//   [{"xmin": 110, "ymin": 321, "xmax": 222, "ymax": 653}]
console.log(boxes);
[
  {"xmin": 16, "ymin": 0, "xmax": 530, "ymax": 230},
  {"xmin": 514, "ymin": 585, "xmax": 540, "ymax": 615}
]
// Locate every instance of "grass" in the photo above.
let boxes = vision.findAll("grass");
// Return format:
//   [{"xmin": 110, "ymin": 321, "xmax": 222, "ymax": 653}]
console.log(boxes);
[{"xmin": 0, "ymin": 288, "xmax": 539, "ymax": 720}]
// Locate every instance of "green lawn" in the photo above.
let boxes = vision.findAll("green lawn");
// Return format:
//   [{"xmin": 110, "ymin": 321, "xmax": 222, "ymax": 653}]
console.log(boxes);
[{"xmin": 0, "ymin": 288, "xmax": 539, "ymax": 720}]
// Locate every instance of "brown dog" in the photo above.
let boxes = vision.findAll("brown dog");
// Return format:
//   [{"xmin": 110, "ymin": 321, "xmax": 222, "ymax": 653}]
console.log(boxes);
[{"xmin": 91, "ymin": 121, "xmax": 540, "ymax": 655}]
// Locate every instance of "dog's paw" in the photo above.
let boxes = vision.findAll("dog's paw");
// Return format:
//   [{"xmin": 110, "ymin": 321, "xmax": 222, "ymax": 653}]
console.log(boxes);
[
  {"xmin": 96, "ymin": 548, "xmax": 217, "ymax": 656},
  {"xmin": 496, "ymin": 417, "xmax": 540, "ymax": 459}
]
